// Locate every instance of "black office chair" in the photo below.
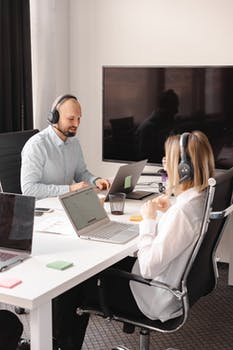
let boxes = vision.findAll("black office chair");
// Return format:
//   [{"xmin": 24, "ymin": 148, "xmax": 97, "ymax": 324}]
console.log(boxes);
[
  {"xmin": 0, "ymin": 129, "xmax": 39, "ymax": 316},
  {"xmin": 0, "ymin": 129, "xmax": 39, "ymax": 194},
  {"xmin": 77, "ymin": 167, "xmax": 233, "ymax": 350}
]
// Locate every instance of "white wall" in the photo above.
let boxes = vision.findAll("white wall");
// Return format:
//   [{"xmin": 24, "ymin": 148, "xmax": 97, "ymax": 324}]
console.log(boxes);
[
  {"xmin": 70, "ymin": 0, "xmax": 233, "ymax": 178},
  {"xmin": 29, "ymin": 0, "xmax": 232, "ymax": 261},
  {"xmin": 30, "ymin": 0, "xmax": 70, "ymax": 130},
  {"xmin": 69, "ymin": 0, "xmax": 233, "ymax": 263}
]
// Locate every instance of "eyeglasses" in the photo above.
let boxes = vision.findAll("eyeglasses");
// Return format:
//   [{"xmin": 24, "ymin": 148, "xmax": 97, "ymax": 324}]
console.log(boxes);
[{"xmin": 162, "ymin": 157, "xmax": 167, "ymax": 170}]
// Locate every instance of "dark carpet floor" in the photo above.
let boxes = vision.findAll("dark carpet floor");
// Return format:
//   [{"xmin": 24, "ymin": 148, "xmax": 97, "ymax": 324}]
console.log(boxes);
[{"xmin": 1, "ymin": 263, "xmax": 233, "ymax": 349}]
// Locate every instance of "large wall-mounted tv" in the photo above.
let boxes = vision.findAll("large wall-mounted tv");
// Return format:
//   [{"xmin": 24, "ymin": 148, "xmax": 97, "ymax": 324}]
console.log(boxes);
[{"xmin": 102, "ymin": 66, "xmax": 233, "ymax": 169}]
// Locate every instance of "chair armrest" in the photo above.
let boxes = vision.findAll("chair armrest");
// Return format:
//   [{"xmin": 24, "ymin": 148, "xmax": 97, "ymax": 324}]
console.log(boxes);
[
  {"xmin": 99, "ymin": 268, "xmax": 185, "ymax": 300},
  {"xmin": 78, "ymin": 267, "xmax": 186, "ymax": 319},
  {"xmin": 210, "ymin": 203, "xmax": 233, "ymax": 219},
  {"xmin": 100, "ymin": 268, "xmax": 152, "ymax": 285}
]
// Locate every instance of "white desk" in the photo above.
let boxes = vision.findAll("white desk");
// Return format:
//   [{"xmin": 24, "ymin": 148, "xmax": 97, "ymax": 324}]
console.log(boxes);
[
  {"xmin": 1, "ymin": 176, "xmax": 231, "ymax": 349},
  {"xmin": 0, "ymin": 193, "xmax": 154, "ymax": 350}
]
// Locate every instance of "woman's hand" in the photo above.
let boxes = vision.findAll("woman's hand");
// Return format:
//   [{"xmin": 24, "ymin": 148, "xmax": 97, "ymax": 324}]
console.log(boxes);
[
  {"xmin": 140, "ymin": 199, "xmax": 158, "ymax": 220},
  {"xmin": 140, "ymin": 194, "xmax": 171, "ymax": 220},
  {"xmin": 152, "ymin": 194, "xmax": 171, "ymax": 212}
]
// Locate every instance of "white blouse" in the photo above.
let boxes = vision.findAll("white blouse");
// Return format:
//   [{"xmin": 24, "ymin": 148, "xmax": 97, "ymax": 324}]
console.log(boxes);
[{"xmin": 130, "ymin": 188, "xmax": 206, "ymax": 322}]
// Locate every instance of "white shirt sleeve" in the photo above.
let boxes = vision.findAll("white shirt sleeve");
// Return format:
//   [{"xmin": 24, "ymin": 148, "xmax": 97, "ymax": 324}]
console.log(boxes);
[{"xmin": 137, "ymin": 205, "xmax": 198, "ymax": 278}]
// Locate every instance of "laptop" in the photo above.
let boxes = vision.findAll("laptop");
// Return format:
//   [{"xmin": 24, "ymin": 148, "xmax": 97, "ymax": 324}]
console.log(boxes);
[
  {"xmin": 59, "ymin": 186, "xmax": 138, "ymax": 244},
  {"xmin": 105, "ymin": 159, "xmax": 154, "ymax": 201},
  {"xmin": 0, "ymin": 192, "xmax": 35, "ymax": 271}
]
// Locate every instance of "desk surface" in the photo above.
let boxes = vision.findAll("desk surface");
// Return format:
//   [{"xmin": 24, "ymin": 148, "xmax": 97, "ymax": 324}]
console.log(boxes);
[
  {"xmin": 0, "ymin": 203, "xmax": 138, "ymax": 309},
  {"xmin": 0, "ymin": 179, "xmax": 158, "ymax": 350},
  {"xmin": 0, "ymin": 182, "xmax": 158, "ymax": 310}
]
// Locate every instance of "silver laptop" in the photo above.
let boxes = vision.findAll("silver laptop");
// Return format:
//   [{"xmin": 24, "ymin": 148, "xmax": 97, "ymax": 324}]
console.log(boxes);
[
  {"xmin": 59, "ymin": 186, "xmax": 138, "ymax": 244},
  {"xmin": 105, "ymin": 159, "xmax": 154, "ymax": 201},
  {"xmin": 0, "ymin": 192, "xmax": 35, "ymax": 271}
]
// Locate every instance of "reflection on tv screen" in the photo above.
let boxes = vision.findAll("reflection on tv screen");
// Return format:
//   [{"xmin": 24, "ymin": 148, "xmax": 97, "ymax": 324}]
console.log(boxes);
[{"xmin": 103, "ymin": 66, "xmax": 233, "ymax": 169}]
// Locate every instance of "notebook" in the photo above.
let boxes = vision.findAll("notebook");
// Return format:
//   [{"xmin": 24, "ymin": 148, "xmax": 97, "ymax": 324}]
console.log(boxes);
[
  {"xmin": 0, "ymin": 192, "xmax": 35, "ymax": 271},
  {"xmin": 59, "ymin": 186, "xmax": 139, "ymax": 244},
  {"xmin": 105, "ymin": 159, "xmax": 154, "ymax": 201}
]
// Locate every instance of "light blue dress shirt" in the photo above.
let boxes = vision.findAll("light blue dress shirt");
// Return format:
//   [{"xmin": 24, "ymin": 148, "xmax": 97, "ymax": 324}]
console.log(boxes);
[{"xmin": 21, "ymin": 126, "xmax": 97, "ymax": 199}]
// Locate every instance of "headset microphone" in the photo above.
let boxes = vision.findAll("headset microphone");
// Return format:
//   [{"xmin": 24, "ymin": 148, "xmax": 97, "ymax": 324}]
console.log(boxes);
[
  {"xmin": 179, "ymin": 174, "xmax": 190, "ymax": 184},
  {"xmin": 178, "ymin": 132, "xmax": 194, "ymax": 184},
  {"xmin": 52, "ymin": 125, "xmax": 71, "ymax": 138}
]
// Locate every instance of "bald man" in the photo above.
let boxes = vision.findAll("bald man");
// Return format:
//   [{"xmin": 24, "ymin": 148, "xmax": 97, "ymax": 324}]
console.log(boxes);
[{"xmin": 21, "ymin": 94, "xmax": 110, "ymax": 199}]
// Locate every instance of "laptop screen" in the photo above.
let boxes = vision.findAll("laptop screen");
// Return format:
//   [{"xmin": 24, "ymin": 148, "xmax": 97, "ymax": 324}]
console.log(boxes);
[
  {"xmin": 105, "ymin": 159, "xmax": 148, "ymax": 200},
  {"xmin": 0, "ymin": 193, "xmax": 35, "ymax": 252},
  {"xmin": 60, "ymin": 187, "xmax": 107, "ymax": 230}
]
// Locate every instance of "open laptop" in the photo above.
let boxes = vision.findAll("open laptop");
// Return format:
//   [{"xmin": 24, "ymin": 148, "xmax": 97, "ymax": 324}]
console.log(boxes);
[
  {"xmin": 59, "ymin": 186, "xmax": 138, "ymax": 244},
  {"xmin": 0, "ymin": 192, "xmax": 35, "ymax": 271},
  {"xmin": 105, "ymin": 159, "xmax": 154, "ymax": 201}
]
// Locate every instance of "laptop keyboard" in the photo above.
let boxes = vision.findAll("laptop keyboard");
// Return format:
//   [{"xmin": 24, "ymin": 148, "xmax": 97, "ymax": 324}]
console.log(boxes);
[
  {"xmin": 0, "ymin": 251, "xmax": 17, "ymax": 262},
  {"xmin": 90, "ymin": 222, "xmax": 138, "ymax": 239}
]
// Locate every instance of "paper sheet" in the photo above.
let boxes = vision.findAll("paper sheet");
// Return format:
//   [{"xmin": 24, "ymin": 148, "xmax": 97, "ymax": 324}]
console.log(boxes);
[{"xmin": 34, "ymin": 210, "xmax": 76, "ymax": 235}]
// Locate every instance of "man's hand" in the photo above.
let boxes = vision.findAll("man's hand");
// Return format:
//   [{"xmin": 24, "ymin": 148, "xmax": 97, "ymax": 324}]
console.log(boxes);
[
  {"xmin": 95, "ymin": 178, "xmax": 111, "ymax": 191},
  {"xmin": 69, "ymin": 181, "xmax": 89, "ymax": 192}
]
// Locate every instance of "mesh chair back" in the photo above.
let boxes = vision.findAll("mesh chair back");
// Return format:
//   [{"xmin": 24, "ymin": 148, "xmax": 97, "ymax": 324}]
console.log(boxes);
[{"xmin": 186, "ymin": 168, "xmax": 233, "ymax": 307}]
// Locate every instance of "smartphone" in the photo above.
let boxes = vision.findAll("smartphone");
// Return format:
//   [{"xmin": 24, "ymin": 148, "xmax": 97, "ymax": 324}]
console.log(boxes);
[{"xmin": 35, "ymin": 207, "xmax": 54, "ymax": 213}]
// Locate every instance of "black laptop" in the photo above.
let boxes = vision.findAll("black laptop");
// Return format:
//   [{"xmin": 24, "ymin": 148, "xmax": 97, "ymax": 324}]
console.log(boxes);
[{"xmin": 0, "ymin": 192, "xmax": 35, "ymax": 271}]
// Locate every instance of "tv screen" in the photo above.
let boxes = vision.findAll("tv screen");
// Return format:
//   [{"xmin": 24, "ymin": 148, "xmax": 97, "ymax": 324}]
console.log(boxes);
[{"xmin": 103, "ymin": 66, "xmax": 233, "ymax": 169}]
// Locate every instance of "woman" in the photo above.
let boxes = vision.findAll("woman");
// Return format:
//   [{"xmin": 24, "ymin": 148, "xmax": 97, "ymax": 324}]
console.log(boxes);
[{"xmin": 53, "ymin": 130, "xmax": 215, "ymax": 350}]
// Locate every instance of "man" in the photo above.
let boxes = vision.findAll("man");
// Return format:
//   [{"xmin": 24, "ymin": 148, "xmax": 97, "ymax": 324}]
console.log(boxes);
[{"xmin": 21, "ymin": 94, "xmax": 110, "ymax": 199}]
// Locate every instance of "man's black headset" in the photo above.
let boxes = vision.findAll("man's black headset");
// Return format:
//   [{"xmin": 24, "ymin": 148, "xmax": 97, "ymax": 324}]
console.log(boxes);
[
  {"xmin": 47, "ymin": 94, "xmax": 77, "ymax": 124},
  {"xmin": 178, "ymin": 132, "xmax": 194, "ymax": 184}
]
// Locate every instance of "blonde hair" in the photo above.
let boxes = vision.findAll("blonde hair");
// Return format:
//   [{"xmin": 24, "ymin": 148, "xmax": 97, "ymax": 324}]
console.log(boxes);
[{"xmin": 165, "ymin": 131, "xmax": 215, "ymax": 195}]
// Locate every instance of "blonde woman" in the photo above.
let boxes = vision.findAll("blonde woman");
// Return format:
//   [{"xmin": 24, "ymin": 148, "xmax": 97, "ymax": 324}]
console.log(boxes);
[
  {"xmin": 52, "ymin": 131, "xmax": 215, "ymax": 350},
  {"xmin": 130, "ymin": 130, "xmax": 215, "ymax": 321}
]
